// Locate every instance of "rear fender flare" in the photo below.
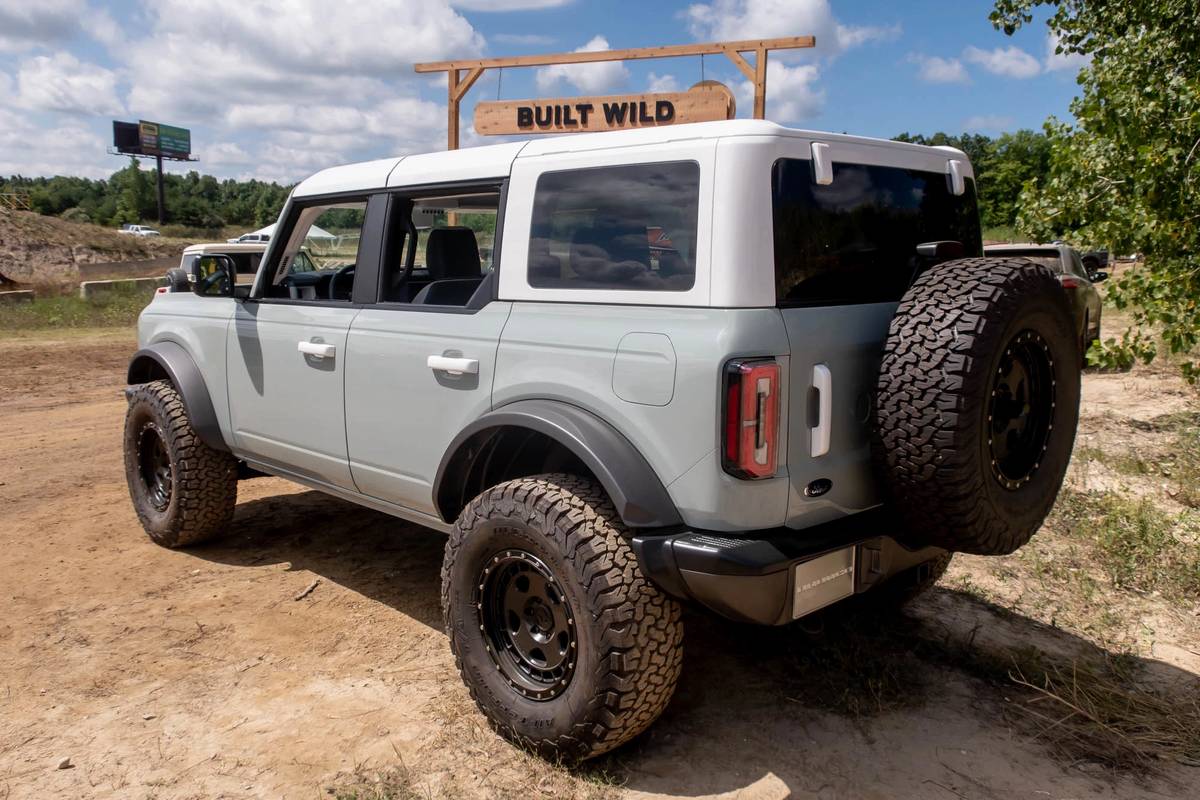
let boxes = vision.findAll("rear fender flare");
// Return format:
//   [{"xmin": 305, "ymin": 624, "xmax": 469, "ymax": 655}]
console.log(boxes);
[{"xmin": 434, "ymin": 399, "xmax": 681, "ymax": 529}]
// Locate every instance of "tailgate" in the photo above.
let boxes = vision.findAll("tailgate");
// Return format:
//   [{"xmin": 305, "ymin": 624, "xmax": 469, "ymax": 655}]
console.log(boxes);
[{"xmin": 781, "ymin": 303, "xmax": 896, "ymax": 528}]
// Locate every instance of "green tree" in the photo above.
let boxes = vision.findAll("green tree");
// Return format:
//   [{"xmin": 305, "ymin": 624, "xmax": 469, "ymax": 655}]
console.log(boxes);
[
  {"xmin": 991, "ymin": 0, "xmax": 1200, "ymax": 378},
  {"xmin": 113, "ymin": 157, "xmax": 153, "ymax": 224}
]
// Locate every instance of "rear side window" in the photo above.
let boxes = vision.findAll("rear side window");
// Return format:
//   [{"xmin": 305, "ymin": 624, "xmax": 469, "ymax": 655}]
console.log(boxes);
[
  {"xmin": 528, "ymin": 161, "xmax": 699, "ymax": 291},
  {"xmin": 772, "ymin": 159, "xmax": 982, "ymax": 306}
]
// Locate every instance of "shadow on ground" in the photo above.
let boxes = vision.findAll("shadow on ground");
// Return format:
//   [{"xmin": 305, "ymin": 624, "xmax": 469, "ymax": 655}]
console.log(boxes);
[{"xmin": 192, "ymin": 489, "xmax": 1200, "ymax": 798}]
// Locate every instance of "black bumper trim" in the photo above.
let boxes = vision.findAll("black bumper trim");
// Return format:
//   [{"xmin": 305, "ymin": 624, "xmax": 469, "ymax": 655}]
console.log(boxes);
[{"xmin": 631, "ymin": 511, "xmax": 945, "ymax": 625}]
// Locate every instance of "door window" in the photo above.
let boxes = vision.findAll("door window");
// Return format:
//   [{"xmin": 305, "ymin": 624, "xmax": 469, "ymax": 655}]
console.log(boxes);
[{"xmin": 268, "ymin": 201, "xmax": 367, "ymax": 301}]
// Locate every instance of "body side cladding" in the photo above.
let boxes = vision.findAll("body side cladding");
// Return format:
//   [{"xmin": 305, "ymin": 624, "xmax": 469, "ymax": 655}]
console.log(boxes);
[
  {"xmin": 433, "ymin": 399, "xmax": 682, "ymax": 528},
  {"xmin": 126, "ymin": 341, "xmax": 228, "ymax": 452}
]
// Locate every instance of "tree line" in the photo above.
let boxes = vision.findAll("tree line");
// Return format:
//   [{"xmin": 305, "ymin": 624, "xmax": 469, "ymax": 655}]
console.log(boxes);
[{"xmin": 0, "ymin": 158, "xmax": 291, "ymax": 230}]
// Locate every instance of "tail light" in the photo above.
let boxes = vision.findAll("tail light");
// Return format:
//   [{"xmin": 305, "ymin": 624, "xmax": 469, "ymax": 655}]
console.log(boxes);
[{"xmin": 722, "ymin": 359, "xmax": 781, "ymax": 479}]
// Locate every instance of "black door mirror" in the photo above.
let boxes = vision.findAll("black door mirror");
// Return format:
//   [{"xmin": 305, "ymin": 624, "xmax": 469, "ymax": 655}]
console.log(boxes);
[
  {"xmin": 193, "ymin": 254, "xmax": 236, "ymax": 297},
  {"xmin": 1090, "ymin": 270, "xmax": 1108, "ymax": 283}
]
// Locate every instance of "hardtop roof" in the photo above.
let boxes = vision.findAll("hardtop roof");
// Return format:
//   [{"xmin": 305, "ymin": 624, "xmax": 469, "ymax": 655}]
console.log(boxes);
[{"xmin": 292, "ymin": 119, "xmax": 971, "ymax": 198}]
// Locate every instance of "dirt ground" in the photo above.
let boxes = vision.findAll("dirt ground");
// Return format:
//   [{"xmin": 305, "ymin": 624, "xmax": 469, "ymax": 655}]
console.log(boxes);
[{"xmin": 1, "ymin": 328, "xmax": 1198, "ymax": 800}]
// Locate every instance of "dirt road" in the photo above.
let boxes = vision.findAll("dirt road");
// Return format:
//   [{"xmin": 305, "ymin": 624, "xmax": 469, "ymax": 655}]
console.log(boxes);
[{"xmin": 1, "ymin": 330, "xmax": 1196, "ymax": 799}]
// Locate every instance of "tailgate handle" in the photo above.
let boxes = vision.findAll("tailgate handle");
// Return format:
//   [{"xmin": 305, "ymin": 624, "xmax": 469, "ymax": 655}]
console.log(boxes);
[{"xmin": 811, "ymin": 364, "xmax": 832, "ymax": 458}]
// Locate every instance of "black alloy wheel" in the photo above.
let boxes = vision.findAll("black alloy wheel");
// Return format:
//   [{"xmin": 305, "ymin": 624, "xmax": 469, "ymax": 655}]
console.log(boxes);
[
  {"xmin": 478, "ymin": 549, "xmax": 577, "ymax": 701},
  {"xmin": 137, "ymin": 422, "xmax": 173, "ymax": 511},
  {"xmin": 988, "ymin": 329, "xmax": 1056, "ymax": 490}
]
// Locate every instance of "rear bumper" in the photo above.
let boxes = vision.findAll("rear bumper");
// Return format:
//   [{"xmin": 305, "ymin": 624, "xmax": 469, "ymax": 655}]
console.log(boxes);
[{"xmin": 631, "ymin": 510, "xmax": 945, "ymax": 625}]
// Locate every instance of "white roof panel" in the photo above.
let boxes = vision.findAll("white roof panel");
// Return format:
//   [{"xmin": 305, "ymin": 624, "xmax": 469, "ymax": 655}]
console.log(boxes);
[
  {"xmin": 293, "ymin": 157, "xmax": 403, "ymax": 198},
  {"xmin": 386, "ymin": 141, "xmax": 527, "ymax": 188}
]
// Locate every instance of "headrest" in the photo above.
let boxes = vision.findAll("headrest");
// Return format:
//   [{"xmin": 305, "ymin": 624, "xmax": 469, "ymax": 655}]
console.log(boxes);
[
  {"xmin": 568, "ymin": 220, "xmax": 649, "ymax": 283},
  {"xmin": 426, "ymin": 226, "xmax": 481, "ymax": 280}
]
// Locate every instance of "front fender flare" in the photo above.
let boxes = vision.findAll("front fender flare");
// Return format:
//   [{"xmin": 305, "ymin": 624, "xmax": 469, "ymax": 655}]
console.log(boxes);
[
  {"xmin": 127, "ymin": 341, "xmax": 227, "ymax": 452},
  {"xmin": 434, "ymin": 399, "xmax": 681, "ymax": 529}
]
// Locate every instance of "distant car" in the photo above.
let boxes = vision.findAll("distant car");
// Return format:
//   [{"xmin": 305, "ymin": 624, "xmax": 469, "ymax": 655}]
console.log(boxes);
[
  {"xmin": 1080, "ymin": 248, "xmax": 1108, "ymax": 275},
  {"xmin": 984, "ymin": 243, "xmax": 1105, "ymax": 363},
  {"xmin": 226, "ymin": 233, "xmax": 271, "ymax": 244},
  {"xmin": 118, "ymin": 224, "xmax": 161, "ymax": 237}
]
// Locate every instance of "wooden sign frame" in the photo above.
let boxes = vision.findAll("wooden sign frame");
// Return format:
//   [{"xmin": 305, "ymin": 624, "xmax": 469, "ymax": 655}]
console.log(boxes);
[{"xmin": 415, "ymin": 35, "xmax": 815, "ymax": 149}]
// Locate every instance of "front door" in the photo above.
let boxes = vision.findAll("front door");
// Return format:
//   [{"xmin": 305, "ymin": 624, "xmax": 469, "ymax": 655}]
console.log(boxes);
[{"xmin": 226, "ymin": 197, "xmax": 372, "ymax": 490}]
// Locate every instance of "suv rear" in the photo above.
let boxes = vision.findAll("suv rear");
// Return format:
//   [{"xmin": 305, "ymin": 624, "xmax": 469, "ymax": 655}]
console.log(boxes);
[{"xmin": 123, "ymin": 120, "xmax": 1080, "ymax": 760}]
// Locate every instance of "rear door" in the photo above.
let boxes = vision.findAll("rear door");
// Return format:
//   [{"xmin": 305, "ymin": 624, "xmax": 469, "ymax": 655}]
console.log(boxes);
[
  {"xmin": 770, "ymin": 141, "xmax": 983, "ymax": 528},
  {"xmin": 344, "ymin": 186, "xmax": 510, "ymax": 516}
]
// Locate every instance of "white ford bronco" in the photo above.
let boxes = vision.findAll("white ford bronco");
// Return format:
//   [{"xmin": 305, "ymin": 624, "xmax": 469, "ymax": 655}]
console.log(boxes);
[{"xmin": 123, "ymin": 119, "xmax": 1081, "ymax": 760}]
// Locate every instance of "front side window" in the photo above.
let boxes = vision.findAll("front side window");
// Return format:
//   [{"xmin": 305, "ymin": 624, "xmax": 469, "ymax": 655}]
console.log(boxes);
[
  {"xmin": 528, "ymin": 161, "xmax": 700, "ymax": 291},
  {"xmin": 269, "ymin": 201, "xmax": 366, "ymax": 301},
  {"xmin": 772, "ymin": 159, "xmax": 982, "ymax": 306}
]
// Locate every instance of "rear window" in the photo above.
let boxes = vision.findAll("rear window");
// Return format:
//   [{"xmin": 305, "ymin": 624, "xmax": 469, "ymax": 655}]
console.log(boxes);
[
  {"xmin": 528, "ymin": 161, "xmax": 699, "ymax": 291},
  {"xmin": 772, "ymin": 159, "xmax": 982, "ymax": 306}
]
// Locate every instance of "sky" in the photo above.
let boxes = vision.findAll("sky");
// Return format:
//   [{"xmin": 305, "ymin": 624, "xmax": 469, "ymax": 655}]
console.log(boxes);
[{"xmin": 0, "ymin": 0, "xmax": 1088, "ymax": 185}]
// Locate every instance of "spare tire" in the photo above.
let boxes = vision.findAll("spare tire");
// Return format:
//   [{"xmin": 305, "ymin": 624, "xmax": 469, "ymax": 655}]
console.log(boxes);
[{"xmin": 873, "ymin": 257, "xmax": 1081, "ymax": 555}]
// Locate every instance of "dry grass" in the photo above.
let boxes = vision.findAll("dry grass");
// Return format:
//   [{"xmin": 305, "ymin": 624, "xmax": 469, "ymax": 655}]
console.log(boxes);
[{"xmin": 1008, "ymin": 655, "xmax": 1200, "ymax": 770}]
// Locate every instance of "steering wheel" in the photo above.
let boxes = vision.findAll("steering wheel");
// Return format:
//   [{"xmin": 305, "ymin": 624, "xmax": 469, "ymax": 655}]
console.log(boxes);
[{"xmin": 328, "ymin": 264, "xmax": 356, "ymax": 300}]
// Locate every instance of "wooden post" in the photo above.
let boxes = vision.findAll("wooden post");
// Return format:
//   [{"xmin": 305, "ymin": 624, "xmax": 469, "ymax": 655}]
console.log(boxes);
[
  {"xmin": 754, "ymin": 48, "xmax": 768, "ymax": 120},
  {"xmin": 447, "ymin": 69, "xmax": 460, "ymax": 150}
]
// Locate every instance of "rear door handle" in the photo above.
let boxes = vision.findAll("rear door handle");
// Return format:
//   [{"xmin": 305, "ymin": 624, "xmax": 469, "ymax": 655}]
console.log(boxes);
[
  {"xmin": 298, "ymin": 341, "xmax": 336, "ymax": 359},
  {"xmin": 811, "ymin": 364, "xmax": 832, "ymax": 458},
  {"xmin": 427, "ymin": 355, "xmax": 479, "ymax": 376}
]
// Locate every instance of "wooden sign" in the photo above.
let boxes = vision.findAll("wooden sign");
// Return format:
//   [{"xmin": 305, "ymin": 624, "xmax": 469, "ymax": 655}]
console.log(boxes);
[{"xmin": 474, "ymin": 82, "xmax": 735, "ymax": 136}]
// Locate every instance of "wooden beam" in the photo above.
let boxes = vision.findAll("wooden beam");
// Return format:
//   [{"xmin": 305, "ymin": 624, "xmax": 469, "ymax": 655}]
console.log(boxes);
[
  {"xmin": 415, "ymin": 35, "xmax": 814, "ymax": 73},
  {"xmin": 722, "ymin": 48, "xmax": 756, "ymax": 81},
  {"xmin": 452, "ymin": 66, "xmax": 485, "ymax": 102}
]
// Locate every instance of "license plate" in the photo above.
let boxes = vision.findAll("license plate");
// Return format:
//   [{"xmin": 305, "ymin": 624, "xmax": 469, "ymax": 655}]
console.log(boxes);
[{"xmin": 792, "ymin": 545, "xmax": 856, "ymax": 619}]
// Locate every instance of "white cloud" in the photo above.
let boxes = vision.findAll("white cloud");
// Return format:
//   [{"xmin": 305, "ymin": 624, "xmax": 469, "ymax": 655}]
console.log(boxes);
[
  {"xmin": 535, "ymin": 35, "xmax": 628, "ymax": 94},
  {"xmin": 733, "ymin": 61, "xmax": 822, "ymax": 123},
  {"xmin": 963, "ymin": 44, "xmax": 1041, "ymax": 79},
  {"xmin": 450, "ymin": 0, "xmax": 572, "ymax": 9},
  {"xmin": 684, "ymin": 0, "xmax": 898, "ymax": 57},
  {"xmin": 962, "ymin": 114, "xmax": 1015, "ymax": 132},
  {"xmin": 647, "ymin": 72, "xmax": 682, "ymax": 93},
  {"xmin": 0, "ymin": 0, "xmax": 86, "ymax": 52},
  {"xmin": 15, "ymin": 52, "xmax": 123, "ymax": 115},
  {"xmin": 1044, "ymin": 31, "xmax": 1089, "ymax": 73},
  {"xmin": 908, "ymin": 53, "xmax": 968, "ymax": 84},
  {"xmin": 0, "ymin": 106, "xmax": 111, "ymax": 178}
]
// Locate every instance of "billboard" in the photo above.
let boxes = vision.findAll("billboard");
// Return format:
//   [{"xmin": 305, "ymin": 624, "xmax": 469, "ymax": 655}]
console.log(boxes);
[{"xmin": 112, "ymin": 119, "xmax": 192, "ymax": 159}]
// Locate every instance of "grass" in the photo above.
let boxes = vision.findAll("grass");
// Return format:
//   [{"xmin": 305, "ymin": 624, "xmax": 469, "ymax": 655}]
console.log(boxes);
[
  {"xmin": 982, "ymin": 224, "xmax": 1022, "ymax": 242},
  {"xmin": 1052, "ymin": 489, "xmax": 1200, "ymax": 601},
  {"xmin": 0, "ymin": 284, "xmax": 151, "ymax": 330}
]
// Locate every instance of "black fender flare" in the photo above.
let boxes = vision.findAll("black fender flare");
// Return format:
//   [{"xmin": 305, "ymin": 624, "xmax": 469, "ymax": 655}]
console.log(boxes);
[
  {"xmin": 433, "ymin": 399, "xmax": 681, "ymax": 528},
  {"xmin": 126, "ymin": 341, "xmax": 228, "ymax": 452}
]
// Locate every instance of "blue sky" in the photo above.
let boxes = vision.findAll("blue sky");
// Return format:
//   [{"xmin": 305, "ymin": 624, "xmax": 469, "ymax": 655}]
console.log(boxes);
[{"xmin": 0, "ymin": 0, "xmax": 1086, "ymax": 184}]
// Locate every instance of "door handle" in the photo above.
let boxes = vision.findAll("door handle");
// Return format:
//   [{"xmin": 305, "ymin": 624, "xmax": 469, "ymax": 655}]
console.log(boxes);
[
  {"xmin": 811, "ymin": 364, "xmax": 832, "ymax": 458},
  {"xmin": 427, "ymin": 355, "xmax": 479, "ymax": 376},
  {"xmin": 298, "ymin": 341, "xmax": 336, "ymax": 359}
]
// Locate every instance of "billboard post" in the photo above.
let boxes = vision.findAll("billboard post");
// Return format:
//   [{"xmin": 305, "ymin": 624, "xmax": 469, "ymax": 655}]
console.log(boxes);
[{"xmin": 110, "ymin": 120, "xmax": 197, "ymax": 224}]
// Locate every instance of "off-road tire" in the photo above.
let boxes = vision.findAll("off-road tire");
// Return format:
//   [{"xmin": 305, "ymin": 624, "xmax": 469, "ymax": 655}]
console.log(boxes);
[
  {"xmin": 123, "ymin": 379, "xmax": 237, "ymax": 548},
  {"xmin": 442, "ymin": 474, "xmax": 683, "ymax": 761},
  {"xmin": 873, "ymin": 257, "xmax": 1081, "ymax": 555}
]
